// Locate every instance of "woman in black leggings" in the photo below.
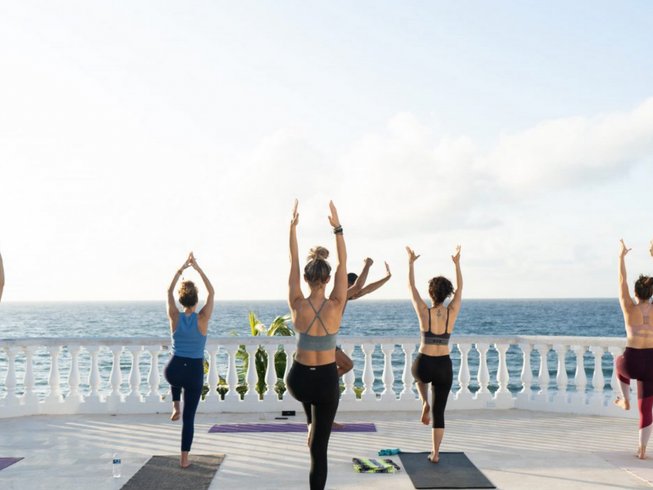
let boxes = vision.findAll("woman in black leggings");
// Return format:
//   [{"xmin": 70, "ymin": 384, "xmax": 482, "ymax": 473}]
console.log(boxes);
[
  {"xmin": 286, "ymin": 200, "xmax": 347, "ymax": 490},
  {"xmin": 406, "ymin": 245, "xmax": 462, "ymax": 463},
  {"xmin": 164, "ymin": 252, "xmax": 214, "ymax": 468}
]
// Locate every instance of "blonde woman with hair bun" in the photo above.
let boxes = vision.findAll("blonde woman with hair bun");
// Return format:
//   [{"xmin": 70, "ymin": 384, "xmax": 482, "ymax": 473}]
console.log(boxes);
[{"xmin": 286, "ymin": 200, "xmax": 347, "ymax": 490}]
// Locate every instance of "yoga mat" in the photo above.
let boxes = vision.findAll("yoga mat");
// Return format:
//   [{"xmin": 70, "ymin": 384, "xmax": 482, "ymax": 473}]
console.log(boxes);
[
  {"xmin": 0, "ymin": 457, "xmax": 23, "ymax": 471},
  {"xmin": 120, "ymin": 454, "xmax": 224, "ymax": 490},
  {"xmin": 398, "ymin": 452, "xmax": 495, "ymax": 489},
  {"xmin": 209, "ymin": 422, "xmax": 376, "ymax": 433}
]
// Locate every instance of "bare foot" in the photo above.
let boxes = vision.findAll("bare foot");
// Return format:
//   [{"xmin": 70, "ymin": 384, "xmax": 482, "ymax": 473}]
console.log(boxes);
[
  {"xmin": 421, "ymin": 402, "xmax": 431, "ymax": 426},
  {"xmin": 428, "ymin": 452, "xmax": 439, "ymax": 463},
  {"xmin": 171, "ymin": 402, "xmax": 181, "ymax": 421},
  {"xmin": 332, "ymin": 421, "xmax": 345, "ymax": 430},
  {"xmin": 637, "ymin": 446, "xmax": 647, "ymax": 460},
  {"xmin": 614, "ymin": 397, "xmax": 630, "ymax": 410},
  {"xmin": 180, "ymin": 452, "xmax": 190, "ymax": 468}
]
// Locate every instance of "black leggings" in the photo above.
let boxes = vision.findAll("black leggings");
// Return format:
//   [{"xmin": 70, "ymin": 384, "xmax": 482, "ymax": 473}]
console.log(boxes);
[
  {"xmin": 412, "ymin": 353, "xmax": 453, "ymax": 428},
  {"xmin": 164, "ymin": 355, "xmax": 204, "ymax": 452},
  {"xmin": 286, "ymin": 361, "xmax": 339, "ymax": 490}
]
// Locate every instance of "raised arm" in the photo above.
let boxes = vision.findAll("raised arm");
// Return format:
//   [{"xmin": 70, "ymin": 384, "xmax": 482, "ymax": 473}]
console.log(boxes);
[
  {"xmin": 449, "ymin": 245, "xmax": 463, "ymax": 313},
  {"xmin": 328, "ymin": 201, "xmax": 348, "ymax": 306},
  {"xmin": 168, "ymin": 255, "xmax": 191, "ymax": 331},
  {"xmin": 288, "ymin": 199, "xmax": 303, "ymax": 311},
  {"xmin": 619, "ymin": 239, "xmax": 634, "ymax": 309},
  {"xmin": 0, "ymin": 252, "xmax": 4, "ymax": 302},
  {"xmin": 351, "ymin": 262, "xmax": 392, "ymax": 299},
  {"xmin": 406, "ymin": 247, "xmax": 428, "ymax": 315},
  {"xmin": 190, "ymin": 253, "xmax": 215, "ymax": 330},
  {"xmin": 348, "ymin": 258, "xmax": 373, "ymax": 299}
]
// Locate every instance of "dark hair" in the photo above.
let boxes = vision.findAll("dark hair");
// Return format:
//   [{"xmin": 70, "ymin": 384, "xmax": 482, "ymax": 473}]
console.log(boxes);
[
  {"xmin": 178, "ymin": 280, "xmax": 199, "ymax": 308},
  {"xmin": 428, "ymin": 276, "xmax": 454, "ymax": 305},
  {"xmin": 635, "ymin": 275, "xmax": 653, "ymax": 301},
  {"xmin": 347, "ymin": 272, "xmax": 358, "ymax": 287},
  {"xmin": 304, "ymin": 246, "xmax": 331, "ymax": 285}
]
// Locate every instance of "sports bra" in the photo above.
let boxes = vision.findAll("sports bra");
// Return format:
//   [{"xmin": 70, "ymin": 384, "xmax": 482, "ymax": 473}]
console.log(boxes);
[
  {"xmin": 629, "ymin": 303, "xmax": 653, "ymax": 337},
  {"xmin": 297, "ymin": 299, "xmax": 338, "ymax": 351},
  {"xmin": 422, "ymin": 307, "xmax": 450, "ymax": 345}
]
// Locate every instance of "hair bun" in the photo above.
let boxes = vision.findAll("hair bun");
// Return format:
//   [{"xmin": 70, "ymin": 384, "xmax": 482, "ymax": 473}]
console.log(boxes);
[{"xmin": 308, "ymin": 246, "xmax": 329, "ymax": 261}]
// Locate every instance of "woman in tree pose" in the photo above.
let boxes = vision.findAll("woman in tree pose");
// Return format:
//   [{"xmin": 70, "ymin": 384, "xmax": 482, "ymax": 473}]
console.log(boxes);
[
  {"xmin": 407, "ymin": 245, "xmax": 462, "ymax": 463},
  {"xmin": 164, "ymin": 252, "xmax": 214, "ymax": 468},
  {"xmin": 614, "ymin": 239, "xmax": 653, "ymax": 459},
  {"xmin": 286, "ymin": 200, "xmax": 347, "ymax": 490}
]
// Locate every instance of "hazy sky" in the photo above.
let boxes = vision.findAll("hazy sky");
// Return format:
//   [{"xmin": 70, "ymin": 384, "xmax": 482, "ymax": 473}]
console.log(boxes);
[{"xmin": 1, "ymin": 1, "xmax": 652, "ymax": 301}]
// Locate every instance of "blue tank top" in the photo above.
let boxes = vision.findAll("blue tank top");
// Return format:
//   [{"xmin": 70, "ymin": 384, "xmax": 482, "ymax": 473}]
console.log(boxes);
[
  {"xmin": 297, "ymin": 299, "xmax": 337, "ymax": 351},
  {"xmin": 172, "ymin": 312, "xmax": 206, "ymax": 359}
]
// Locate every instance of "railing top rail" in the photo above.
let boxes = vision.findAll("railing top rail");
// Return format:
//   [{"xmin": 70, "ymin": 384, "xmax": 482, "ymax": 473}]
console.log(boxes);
[{"xmin": 0, "ymin": 334, "xmax": 627, "ymax": 348}]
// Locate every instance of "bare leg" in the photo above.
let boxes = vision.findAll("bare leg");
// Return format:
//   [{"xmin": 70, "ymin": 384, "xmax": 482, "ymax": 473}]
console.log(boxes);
[
  {"xmin": 428, "ymin": 428, "xmax": 445, "ymax": 463},
  {"xmin": 171, "ymin": 401, "xmax": 181, "ymax": 421},
  {"xmin": 614, "ymin": 379, "xmax": 630, "ymax": 410},
  {"xmin": 416, "ymin": 381, "xmax": 430, "ymax": 425},
  {"xmin": 180, "ymin": 451, "xmax": 190, "ymax": 468}
]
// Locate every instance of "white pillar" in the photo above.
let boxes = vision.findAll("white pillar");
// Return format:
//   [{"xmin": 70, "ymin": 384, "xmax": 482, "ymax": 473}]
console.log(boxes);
[
  {"xmin": 206, "ymin": 346, "xmax": 220, "ymax": 401},
  {"xmin": 107, "ymin": 345, "xmax": 124, "ymax": 405},
  {"xmin": 126, "ymin": 346, "xmax": 143, "ymax": 403},
  {"xmin": 608, "ymin": 346, "xmax": 623, "ymax": 401},
  {"xmin": 226, "ymin": 345, "xmax": 240, "ymax": 401},
  {"xmin": 589, "ymin": 345, "xmax": 606, "ymax": 407},
  {"xmin": 245, "ymin": 345, "xmax": 259, "ymax": 402},
  {"xmin": 571, "ymin": 345, "xmax": 588, "ymax": 406},
  {"xmin": 474, "ymin": 343, "xmax": 492, "ymax": 403},
  {"xmin": 145, "ymin": 346, "xmax": 162, "ymax": 403},
  {"xmin": 519, "ymin": 343, "xmax": 533, "ymax": 398},
  {"xmin": 380, "ymin": 343, "xmax": 396, "ymax": 402},
  {"xmin": 361, "ymin": 343, "xmax": 376, "ymax": 402},
  {"xmin": 86, "ymin": 346, "xmax": 102, "ymax": 403},
  {"xmin": 456, "ymin": 343, "xmax": 473, "ymax": 402},
  {"xmin": 66, "ymin": 344, "xmax": 84, "ymax": 404},
  {"xmin": 46, "ymin": 345, "xmax": 63, "ymax": 404},
  {"xmin": 21, "ymin": 346, "xmax": 38, "ymax": 406},
  {"xmin": 553, "ymin": 344, "xmax": 569, "ymax": 404},
  {"xmin": 265, "ymin": 345, "xmax": 278, "ymax": 401},
  {"xmin": 399, "ymin": 343, "xmax": 416, "ymax": 401},
  {"xmin": 3, "ymin": 347, "xmax": 19, "ymax": 406},
  {"xmin": 535, "ymin": 344, "xmax": 550, "ymax": 400}
]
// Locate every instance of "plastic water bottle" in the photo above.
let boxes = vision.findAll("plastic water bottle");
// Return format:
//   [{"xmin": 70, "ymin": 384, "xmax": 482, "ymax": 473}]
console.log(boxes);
[{"xmin": 112, "ymin": 453, "xmax": 121, "ymax": 478}]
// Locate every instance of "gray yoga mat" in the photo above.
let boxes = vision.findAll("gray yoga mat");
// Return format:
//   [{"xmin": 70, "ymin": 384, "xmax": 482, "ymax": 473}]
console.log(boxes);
[
  {"xmin": 120, "ymin": 454, "xmax": 224, "ymax": 490},
  {"xmin": 398, "ymin": 452, "xmax": 495, "ymax": 489}
]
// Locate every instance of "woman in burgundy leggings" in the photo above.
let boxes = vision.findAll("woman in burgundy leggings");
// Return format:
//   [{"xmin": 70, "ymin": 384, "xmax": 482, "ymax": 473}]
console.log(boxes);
[{"xmin": 614, "ymin": 239, "xmax": 653, "ymax": 459}]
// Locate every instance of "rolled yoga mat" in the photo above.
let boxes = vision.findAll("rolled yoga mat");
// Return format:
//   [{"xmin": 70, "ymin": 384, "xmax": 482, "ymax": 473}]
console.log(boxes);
[
  {"xmin": 209, "ymin": 422, "xmax": 376, "ymax": 433},
  {"xmin": 120, "ymin": 454, "xmax": 224, "ymax": 490},
  {"xmin": 398, "ymin": 452, "xmax": 495, "ymax": 489}
]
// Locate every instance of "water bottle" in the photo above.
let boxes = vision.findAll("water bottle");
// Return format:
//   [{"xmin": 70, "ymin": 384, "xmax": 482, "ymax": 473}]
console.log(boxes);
[{"xmin": 112, "ymin": 453, "xmax": 121, "ymax": 478}]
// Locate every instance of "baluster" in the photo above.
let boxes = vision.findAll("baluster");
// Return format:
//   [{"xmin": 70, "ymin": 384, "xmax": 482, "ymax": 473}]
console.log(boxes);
[
  {"xmin": 86, "ymin": 346, "xmax": 102, "ymax": 402},
  {"xmin": 535, "ymin": 344, "xmax": 550, "ymax": 398},
  {"xmin": 361, "ymin": 343, "xmax": 376, "ymax": 401},
  {"xmin": 519, "ymin": 343, "xmax": 533, "ymax": 397},
  {"xmin": 146, "ymin": 346, "xmax": 162, "ymax": 402},
  {"xmin": 46, "ymin": 344, "xmax": 63, "ymax": 404},
  {"xmin": 456, "ymin": 343, "xmax": 472, "ymax": 401},
  {"xmin": 380, "ymin": 343, "xmax": 395, "ymax": 401},
  {"xmin": 590, "ymin": 345, "xmax": 606, "ymax": 405},
  {"xmin": 226, "ymin": 344, "xmax": 240, "ymax": 401},
  {"xmin": 22, "ymin": 346, "xmax": 37, "ymax": 405},
  {"xmin": 399, "ymin": 343, "xmax": 416, "ymax": 401},
  {"xmin": 495, "ymin": 343, "xmax": 511, "ymax": 395},
  {"xmin": 475, "ymin": 343, "xmax": 491, "ymax": 401},
  {"xmin": 554, "ymin": 344, "xmax": 568, "ymax": 402},
  {"xmin": 108, "ymin": 345, "xmax": 123, "ymax": 403},
  {"xmin": 282, "ymin": 343, "xmax": 296, "ymax": 390},
  {"xmin": 67, "ymin": 344, "xmax": 83, "ymax": 403},
  {"xmin": 3, "ymin": 347, "xmax": 19, "ymax": 406},
  {"xmin": 206, "ymin": 346, "xmax": 220, "ymax": 401},
  {"xmin": 245, "ymin": 345, "xmax": 259, "ymax": 401},
  {"xmin": 572, "ymin": 345, "xmax": 588, "ymax": 404},
  {"xmin": 340, "ymin": 344, "xmax": 357, "ymax": 401},
  {"xmin": 126, "ymin": 346, "xmax": 143, "ymax": 402},
  {"xmin": 265, "ymin": 345, "xmax": 278, "ymax": 401},
  {"xmin": 608, "ymin": 346, "xmax": 623, "ymax": 399}
]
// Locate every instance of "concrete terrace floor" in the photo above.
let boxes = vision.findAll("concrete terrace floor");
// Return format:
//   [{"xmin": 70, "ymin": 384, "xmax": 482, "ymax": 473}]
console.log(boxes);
[{"xmin": 1, "ymin": 409, "xmax": 653, "ymax": 489}]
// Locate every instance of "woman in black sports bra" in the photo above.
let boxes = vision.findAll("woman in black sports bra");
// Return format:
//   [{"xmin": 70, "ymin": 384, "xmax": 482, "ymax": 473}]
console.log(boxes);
[{"xmin": 406, "ymin": 245, "xmax": 462, "ymax": 464}]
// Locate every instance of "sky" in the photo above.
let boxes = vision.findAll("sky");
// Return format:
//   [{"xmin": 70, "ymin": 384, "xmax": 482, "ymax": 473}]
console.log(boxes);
[{"xmin": 1, "ymin": 1, "xmax": 652, "ymax": 301}]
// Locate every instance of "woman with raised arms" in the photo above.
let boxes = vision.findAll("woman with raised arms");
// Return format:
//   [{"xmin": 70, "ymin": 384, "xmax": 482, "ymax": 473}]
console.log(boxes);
[
  {"xmin": 406, "ymin": 245, "xmax": 462, "ymax": 463},
  {"xmin": 286, "ymin": 200, "xmax": 347, "ymax": 490}
]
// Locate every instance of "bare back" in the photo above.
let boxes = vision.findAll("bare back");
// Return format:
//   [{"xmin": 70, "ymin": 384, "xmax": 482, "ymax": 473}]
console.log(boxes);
[
  {"xmin": 418, "ymin": 305, "xmax": 459, "ymax": 356},
  {"xmin": 292, "ymin": 297, "xmax": 342, "ymax": 366},
  {"xmin": 624, "ymin": 301, "xmax": 653, "ymax": 349}
]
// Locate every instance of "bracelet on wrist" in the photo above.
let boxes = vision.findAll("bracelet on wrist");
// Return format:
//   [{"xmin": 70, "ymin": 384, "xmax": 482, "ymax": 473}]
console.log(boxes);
[{"xmin": 333, "ymin": 225, "xmax": 343, "ymax": 235}]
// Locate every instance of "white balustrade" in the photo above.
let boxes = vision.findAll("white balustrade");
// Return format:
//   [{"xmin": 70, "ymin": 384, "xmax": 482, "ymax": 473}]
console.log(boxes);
[{"xmin": 0, "ymin": 335, "xmax": 635, "ymax": 419}]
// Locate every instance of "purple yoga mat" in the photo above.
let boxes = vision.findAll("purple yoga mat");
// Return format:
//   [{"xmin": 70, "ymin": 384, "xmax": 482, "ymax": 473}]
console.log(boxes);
[
  {"xmin": 0, "ymin": 457, "xmax": 23, "ymax": 471},
  {"xmin": 209, "ymin": 422, "xmax": 376, "ymax": 433}
]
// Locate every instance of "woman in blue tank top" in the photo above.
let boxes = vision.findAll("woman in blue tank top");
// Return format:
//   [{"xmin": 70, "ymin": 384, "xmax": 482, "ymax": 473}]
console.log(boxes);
[
  {"xmin": 286, "ymin": 200, "xmax": 348, "ymax": 490},
  {"xmin": 164, "ymin": 252, "xmax": 214, "ymax": 468}
]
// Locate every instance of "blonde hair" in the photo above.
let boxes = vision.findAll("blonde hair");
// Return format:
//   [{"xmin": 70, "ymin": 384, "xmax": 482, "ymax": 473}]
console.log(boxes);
[{"xmin": 304, "ymin": 246, "xmax": 331, "ymax": 284}]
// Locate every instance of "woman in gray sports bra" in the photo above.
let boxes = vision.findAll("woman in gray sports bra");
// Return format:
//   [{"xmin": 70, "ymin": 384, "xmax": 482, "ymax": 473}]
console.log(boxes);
[
  {"xmin": 406, "ymin": 245, "xmax": 462, "ymax": 464},
  {"xmin": 286, "ymin": 200, "xmax": 348, "ymax": 490}
]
